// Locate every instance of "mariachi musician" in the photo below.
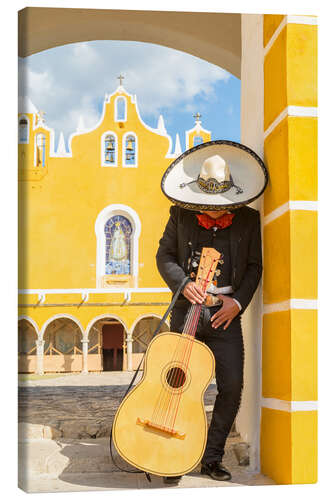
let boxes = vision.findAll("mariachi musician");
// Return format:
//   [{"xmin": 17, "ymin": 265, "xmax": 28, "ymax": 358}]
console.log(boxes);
[{"xmin": 156, "ymin": 140, "xmax": 268, "ymax": 485}]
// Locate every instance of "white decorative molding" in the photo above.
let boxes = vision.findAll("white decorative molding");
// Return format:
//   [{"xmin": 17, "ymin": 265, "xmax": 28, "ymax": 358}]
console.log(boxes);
[
  {"xmin": 174, "ymin": 133, "xmax": 182, "ymax": 156},
  {"xmin": 264, "ymin": 106, "xmax": 318, "ymax": 140},
  {"xmin": 18, "ymin": 315, "xmax": 40, "ymax": 335},
  {"xmin": 261, "ymin": 397, "xmax": 318, "ymax": 412},
  {"xmin": 122, "ymin": 131, "xmax": 138, "ymax": 168},
  {"xmin": 263, "ymin": 299, "xmax": 318, "ymax": 314},
  {"xmin": 129, "ymin": 313, "xmax": 170, "ymax": 335},
  {"xmin": 40, "ymin": 313, "xmax": 85, "ymax": 340},
  {"xmin": 101, "ymin": 131, "xmax": 118, "ymax": 167},
  {"xmin": 18, "ymin": 95, "xmax": 38, "ymax": 114},
  {"xmin": 264, "ymin": 15, "xmax": 317, "ymax": 58},
  {"xmin": 18, "ymin": 287, "xmax": 171, "ymax": 294},
  {"xmin": 85, "ymin": 313, "xmax": 129, "ymax": 340},
  {"xmin": 185, "ymin": 121, "xmax": 211, "ymax": 150},
  {"xmin": 264, "ymin": 200, "xmax": 318, "ymax": 225},
  {"xmin": 94, "ymin": 204, "xmax": 142, "ymax": 288}
]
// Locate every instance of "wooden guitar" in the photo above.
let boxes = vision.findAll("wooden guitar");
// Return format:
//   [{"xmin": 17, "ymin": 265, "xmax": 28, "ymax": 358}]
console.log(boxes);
[{"xmin": 112, "ymin": 247, "xmax": 220, "ymax": 477}]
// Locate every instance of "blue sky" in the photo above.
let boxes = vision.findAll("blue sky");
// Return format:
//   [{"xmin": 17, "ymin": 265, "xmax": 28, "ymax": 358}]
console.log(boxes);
[{"xmin": 18, "ymin": 40, "xmax": 240, "ymax": 153}]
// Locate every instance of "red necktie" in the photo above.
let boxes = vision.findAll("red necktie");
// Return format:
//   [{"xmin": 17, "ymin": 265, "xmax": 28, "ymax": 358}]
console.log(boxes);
[{"xmin": 196, "ymin": 212, "xmax": 235, "ymax": 230}]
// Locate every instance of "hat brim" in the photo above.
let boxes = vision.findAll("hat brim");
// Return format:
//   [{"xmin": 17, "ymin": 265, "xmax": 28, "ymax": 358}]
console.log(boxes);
[{"xmin": 161, "ymin": 140, "xmax": 269, "ymax": 210}]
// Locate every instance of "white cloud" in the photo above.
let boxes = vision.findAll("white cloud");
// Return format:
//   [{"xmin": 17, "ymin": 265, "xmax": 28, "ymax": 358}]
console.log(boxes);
[{"xmin": 18, "ymin": 40, "xmax": 234, "ymax": 147}]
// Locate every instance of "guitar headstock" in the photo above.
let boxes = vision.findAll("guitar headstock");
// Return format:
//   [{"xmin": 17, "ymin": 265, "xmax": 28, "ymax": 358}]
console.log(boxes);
[{"xmin": 195, "ymin": 247, "xmax": 221, "ymax": 292}]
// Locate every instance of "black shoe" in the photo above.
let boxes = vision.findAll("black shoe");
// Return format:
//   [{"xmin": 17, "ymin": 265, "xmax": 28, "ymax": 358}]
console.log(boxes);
[
  {"xmin": 200, "ymin": 461, "xmax": 232, "ymax": 481},
  {"xmin": 163, "ymin": 475, "xmax": 182, "ymax": 485}
]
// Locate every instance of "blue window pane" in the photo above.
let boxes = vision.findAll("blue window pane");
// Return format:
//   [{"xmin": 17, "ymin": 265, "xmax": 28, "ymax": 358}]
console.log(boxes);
[
  {"xmin": 19, "ymin": 118, "xmax": 28, "ymax": 143},
  {"xmin": 104, "ymin": 134, "xmax": 116, "ymax": 164},
  {"xmin": 193, "ymin": 135, "xmax": 203, "ymax": 146},
  {"xmin": 125, "ymin": 135, "xmax": 136, "ymax": 166},
  {"xmin": 116, "ymin": 98, "xmax": 126, "ymax": 121},
  {"xmin": 104, "ymin": 215, "xmax": 132, "ymax": 275}
]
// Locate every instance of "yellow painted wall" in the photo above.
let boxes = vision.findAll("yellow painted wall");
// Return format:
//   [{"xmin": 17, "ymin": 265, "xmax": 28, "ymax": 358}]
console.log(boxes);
[
  {"xmin": 18, "ymin": 88, "xmax": 176, "ymax": 290},
  {"xmin": 262, "ymin": 15, "xmax": 317, "ymax": 484},
  {"xmin": 262, "ymin": 309, "xmax": 317, "ymax": 401}
]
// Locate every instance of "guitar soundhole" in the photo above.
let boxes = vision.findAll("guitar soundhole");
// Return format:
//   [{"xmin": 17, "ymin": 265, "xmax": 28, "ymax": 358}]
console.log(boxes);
[{"xmin": 166, "ymin": 367, "xmax": 186, "ymax": 388}]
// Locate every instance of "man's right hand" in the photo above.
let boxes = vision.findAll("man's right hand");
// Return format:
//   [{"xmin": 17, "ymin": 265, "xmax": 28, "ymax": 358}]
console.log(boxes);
[{"xmin": 182, "ymin": 281, "xmax": 206, "ymax": 304}]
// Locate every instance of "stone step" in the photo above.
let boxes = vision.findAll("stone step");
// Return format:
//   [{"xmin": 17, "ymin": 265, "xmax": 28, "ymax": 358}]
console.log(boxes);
[
  {"xmin": 19, "ymin": 435, "xmax": 243, "ymax": 479},
  {"xmin": 18, "ymin": 405, "xmax": 239, "ymax": 441}
]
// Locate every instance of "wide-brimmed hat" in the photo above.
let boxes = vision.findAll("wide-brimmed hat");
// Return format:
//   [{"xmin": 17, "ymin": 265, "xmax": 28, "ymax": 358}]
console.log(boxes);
[{"xmin": 161, "ymin": 140, "xmax": 268, "ymax": 210}]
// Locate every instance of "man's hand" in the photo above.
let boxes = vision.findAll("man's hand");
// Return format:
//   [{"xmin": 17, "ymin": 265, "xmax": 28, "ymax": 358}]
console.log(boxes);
[
  {"xmin": 182, "ymin": 281, "xmax": 206, "ymax": 304},
  {"xmin": 211, "ymin": 294, "xmax": 240, "ymax": 330}
]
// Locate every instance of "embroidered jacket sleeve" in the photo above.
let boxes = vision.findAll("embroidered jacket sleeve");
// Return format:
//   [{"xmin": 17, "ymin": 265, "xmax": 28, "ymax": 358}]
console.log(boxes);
[
  {"xmin": 232, "ymin": 210, "xmax": 263, "ymax": 312},
  {"xmin": 156, "ymin": 206, "xmax": 191, "ymax": 294}
]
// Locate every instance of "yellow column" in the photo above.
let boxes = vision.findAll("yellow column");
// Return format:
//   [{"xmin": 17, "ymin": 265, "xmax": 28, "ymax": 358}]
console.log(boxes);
[{"xmin": 261, "ymin": 14, "xmax": 317, "ymax": 484}]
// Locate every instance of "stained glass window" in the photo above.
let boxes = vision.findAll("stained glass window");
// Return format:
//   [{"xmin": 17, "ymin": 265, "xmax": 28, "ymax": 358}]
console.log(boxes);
[
  {"xmin": 116, "ymin": 97, "xmax": 126, "ymax": 121},
  {"xmin": 194, "ymin": 135, "xmax": 203, "ymax": 146},
  {"xmin": 104, "ymin": 134, "xmax": 116, "ymax": 165},
  {"xmin": 124, "ymin": 135, "xmax": 136, "ymax": 166},
  {"xmin": 19, "ymin": 117, "xmax": 28, "ymax": 143},
  {"xmin": 105, "ymin": 215, "xmax": 132, "ymax": 275}
]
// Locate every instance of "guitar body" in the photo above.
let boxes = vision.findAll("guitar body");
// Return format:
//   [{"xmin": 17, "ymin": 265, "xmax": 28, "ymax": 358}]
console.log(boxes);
[{"xmin": 112, "ymin": 331, "xmax": 215, "ymax": 476}]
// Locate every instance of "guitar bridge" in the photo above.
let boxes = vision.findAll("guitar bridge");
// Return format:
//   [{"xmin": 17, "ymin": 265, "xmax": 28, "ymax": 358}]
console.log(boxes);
[{"xmin": 136, "ymin": 417, "xmax": 185, "ymax": 440}]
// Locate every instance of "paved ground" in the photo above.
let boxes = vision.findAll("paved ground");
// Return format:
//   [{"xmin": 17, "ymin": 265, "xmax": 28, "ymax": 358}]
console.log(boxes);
[
  {"xmin": 18, "ymin": 436, "xmax": 275, "ymax": 493},
  {"xmin": 18, "ymin": 371, "xmax": 275, "ymax": 492},
  {"xmin": 18, "ymin": 371, "xmax": 155, "ymax": 387}
]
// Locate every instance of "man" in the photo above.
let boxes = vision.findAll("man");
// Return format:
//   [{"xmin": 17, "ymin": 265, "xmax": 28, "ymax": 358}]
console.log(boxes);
[{"xmin": 156, "ymin": 142, "xmax": 268, "ymax": 485}]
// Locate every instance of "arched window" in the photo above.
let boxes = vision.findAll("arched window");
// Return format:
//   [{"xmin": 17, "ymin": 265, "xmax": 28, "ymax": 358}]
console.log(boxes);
[
  {"xmin": 35, "ymin": 133, "xmax": 46, "ymax": 167},
  {"xmin": 115, "ymin": 96, "xmax": 126, "ymax": 122},
  {"xmin": 123, "ymin": 133, "xmax": 137, "ymax": 167},
  {"xmin": 102, "ymin": 132, "xmax": 117, "ymax": 166},
  {"xmin": 193, "ymin": 135, "xmax": 204, "ymax": 146},
  {"xmin": 19, "ymin": 116, "xmax": 29, "ymax": 144},
  {"xmin": 104, "ymin": 215, "xmax": 133, "ymax": 275},
  {"xmin": 95, "ymin": 204, "xmax": 141, "ymax": 288}
]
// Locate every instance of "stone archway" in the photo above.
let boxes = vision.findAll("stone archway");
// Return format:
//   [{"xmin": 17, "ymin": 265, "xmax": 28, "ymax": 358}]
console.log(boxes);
[
  {"xmin": 42, "ymin": 317, "xmax": 84, "ymax": 372},
  {"xmin": 86, "ymin": 317, "xmax": 128, "ymax": 372},
  {"xmin": 18, "ymin": 9, "xmax": 241, "ymax": 78},
  {"xmin": 18, "ymin": 318, "xmax": 38, "ymax": 373}
]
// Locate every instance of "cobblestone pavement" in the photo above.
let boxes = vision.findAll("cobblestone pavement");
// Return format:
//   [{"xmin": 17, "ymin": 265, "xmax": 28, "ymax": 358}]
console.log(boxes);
[
  {"xmin": 18, "ymin": 371, "xmax": 218, "ymax": 439},
  {"xmin": 18, "ymin": 371, "xmax": 179, "ymax": 387}
]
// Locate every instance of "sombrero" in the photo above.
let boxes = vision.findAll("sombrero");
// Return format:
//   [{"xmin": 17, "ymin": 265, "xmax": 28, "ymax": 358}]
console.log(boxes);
[{"xmin": 161, "ymin": 140, "xmax": 269, "ymax": 210}]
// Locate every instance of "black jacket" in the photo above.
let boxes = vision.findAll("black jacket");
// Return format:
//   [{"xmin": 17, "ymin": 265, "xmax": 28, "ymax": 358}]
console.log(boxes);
[{"xmin": 156, "ymin": 205, "xmax": 263, "ymax": 313}]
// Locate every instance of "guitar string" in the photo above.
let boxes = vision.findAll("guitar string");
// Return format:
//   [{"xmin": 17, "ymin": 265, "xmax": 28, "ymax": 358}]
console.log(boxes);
[
  {"xmin": 151, "ymin": 253, "xmax": 218, "ymax": 429},
  {"xmin": 155, "ymin": 257, "xmax": 215, "ymax": 429},
  {"xmin": 167, "ymin": 258, "xmax": 217, "ymax": 429},
  {"xmin": 161, "ymin": 257, "xmax": 213, "ymax": 421},
  {"xmin": 161, "ymin": 304, "xmax": 201, "ymax": 429},
  {"xmin": 153, "ymin": 305, "xmax": 199, "ymax": 427},
  {"xmin": 151, "ymin": 304, "xmax": 197, "ymax": 425},
  {"xmin": 164, "ymin": 307, "xmax": 202, "ymax": 430},
  {"xmin": 154, "ymin": 304, "xmax": 199, "ymax": 427}
]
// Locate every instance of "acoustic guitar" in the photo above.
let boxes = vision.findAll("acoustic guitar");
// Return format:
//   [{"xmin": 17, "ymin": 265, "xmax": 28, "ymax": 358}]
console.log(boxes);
[{"xmin": 112, "ymin": 247, "xmax": 220, "ymax": 477}]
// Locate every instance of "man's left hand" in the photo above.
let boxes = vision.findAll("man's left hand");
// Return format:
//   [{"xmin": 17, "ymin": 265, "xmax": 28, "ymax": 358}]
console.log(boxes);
[{"xmin": 211, "ymin": 295, "xmax": 240, "ymax": 330}]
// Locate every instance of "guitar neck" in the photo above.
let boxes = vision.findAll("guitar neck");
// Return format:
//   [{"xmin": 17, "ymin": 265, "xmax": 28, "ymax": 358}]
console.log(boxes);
[{"xmin": 182, "ymin": 303, "xmax": 203, "ymax": 337}]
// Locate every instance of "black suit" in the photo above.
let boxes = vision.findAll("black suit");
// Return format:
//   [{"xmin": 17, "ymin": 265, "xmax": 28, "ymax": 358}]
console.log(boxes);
[
  {"xmin": 156, "ymin": 205, "xmax": 263, "ymax": 312},
  {"xmin": 155, "ymin": 204, "xmax": 263, "ymax": 464}
]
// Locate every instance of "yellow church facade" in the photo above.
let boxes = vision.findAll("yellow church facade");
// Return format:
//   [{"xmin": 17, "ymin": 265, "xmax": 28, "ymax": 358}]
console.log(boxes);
[{"xmin": 18, "ymin": 83, "xmax": 211, "ymax": 375}]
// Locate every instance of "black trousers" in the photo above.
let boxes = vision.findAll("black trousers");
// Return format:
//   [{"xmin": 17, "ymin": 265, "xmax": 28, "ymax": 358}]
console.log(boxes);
[{"xmin": 170, "ymin": 302, "xmax": 244, "ymax": 464}]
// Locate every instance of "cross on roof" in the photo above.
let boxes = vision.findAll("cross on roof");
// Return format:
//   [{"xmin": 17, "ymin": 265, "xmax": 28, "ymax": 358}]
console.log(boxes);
[
  {"xmin": 193, "ymin": 112, "xmax": 202, "ymax": 123},
  {"xmin": 117, "ymin": 74, "xmax": 125, "ymax": 86}
]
